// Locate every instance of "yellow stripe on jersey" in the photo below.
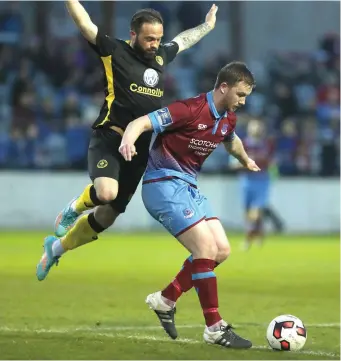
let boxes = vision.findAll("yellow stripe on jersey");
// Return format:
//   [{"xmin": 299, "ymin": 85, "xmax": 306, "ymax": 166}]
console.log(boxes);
[{"xmin": 97, "ymin": 55, "xmax": 115, "ymax": 127}]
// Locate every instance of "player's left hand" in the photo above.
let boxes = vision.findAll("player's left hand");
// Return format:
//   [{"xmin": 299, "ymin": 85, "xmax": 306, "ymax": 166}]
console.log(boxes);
[
  {"xmin": 205, "ymin": 4, "xmax": 218, "ymax": 29},
  {"xmin": 119, "ymin": 143, "xmax": 137, "ymax": 161},
  {"xmin": 244, "ymin": 158, "xmax": 261, "ymax": 172}
]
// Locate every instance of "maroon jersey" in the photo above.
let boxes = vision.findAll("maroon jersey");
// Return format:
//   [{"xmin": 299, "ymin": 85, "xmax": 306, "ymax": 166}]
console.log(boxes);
[
  {"xmin": 144, "ymin": 91, "xmax": 237, "ymax": 186},
  {"xmin": 243, "ymin": 136, "xmax": 274, "ymax": 171}
]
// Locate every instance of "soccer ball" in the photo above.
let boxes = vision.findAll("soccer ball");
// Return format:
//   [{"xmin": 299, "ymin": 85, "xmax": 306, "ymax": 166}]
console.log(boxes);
[{"xmin": 266, "ymin": 315, "xmax": 307, "ymax": 351}]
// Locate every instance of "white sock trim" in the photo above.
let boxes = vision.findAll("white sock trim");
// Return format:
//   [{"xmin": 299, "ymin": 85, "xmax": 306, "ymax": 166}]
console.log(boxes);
[
  {"xmin": 160, "ymin": 294, "xmax": 176, "ymax": 309},
  {"xmin": 208, "ymin": 320, "xmax": 227, "ymax": 332},
  {"xmin": 52, "ymin": 239, "xmax": 65, "ymax": 257}
]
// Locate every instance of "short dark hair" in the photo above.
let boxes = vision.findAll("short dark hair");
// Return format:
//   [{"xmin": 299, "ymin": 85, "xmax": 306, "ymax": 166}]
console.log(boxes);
[
  {"xmin": 130, "ymin": 8, "xmax": 163, "ymax": 33},
  {"xmin": 214, "ymin": 61, "xmax": 256, "ymax": 89}
]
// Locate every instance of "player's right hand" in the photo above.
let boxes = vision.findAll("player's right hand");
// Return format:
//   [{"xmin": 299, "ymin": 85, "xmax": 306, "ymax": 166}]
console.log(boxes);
[
  {"xmin": 245, "ymin": 158, "xmax": 261, "ymax": 172},
  {"xmin": 119, "ymin": 143, "xmax": 137, "ymax": 161}
]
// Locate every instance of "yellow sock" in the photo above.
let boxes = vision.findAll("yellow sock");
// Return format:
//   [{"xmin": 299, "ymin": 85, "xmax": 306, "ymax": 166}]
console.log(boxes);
[
  {"xmin": 74, "ymin": 184, "xmax": 95, "ymax": 214},
  {"xmin": 61, "ymin": 214, "xmax": 98, "ymax": 251}
]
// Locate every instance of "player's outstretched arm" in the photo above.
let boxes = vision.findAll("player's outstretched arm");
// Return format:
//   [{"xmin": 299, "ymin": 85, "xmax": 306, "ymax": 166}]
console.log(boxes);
[
  {"xmin": 172, "ymin": 4, "xmax": 218, "ymax": 53},
  {"xmin": 66, "ymin": 0, "xmax": 98, "ymax": 44},
  {"xmin": 119, "ymin": 116, "xmax": 153, "ymax": 161},
  {"xmin": 224, "ymin": 135, "xmax": 261, "ymax": 172}
]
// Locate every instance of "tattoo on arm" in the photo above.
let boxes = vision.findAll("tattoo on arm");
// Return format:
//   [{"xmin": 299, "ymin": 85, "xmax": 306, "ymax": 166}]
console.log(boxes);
[{"xmin": 173, "ymin": 22, "xmax": 212, "ymax": 51}]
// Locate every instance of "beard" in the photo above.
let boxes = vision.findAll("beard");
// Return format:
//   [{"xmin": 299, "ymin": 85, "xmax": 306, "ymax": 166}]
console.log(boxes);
[{"xmin": 132, "ymin": 40, "xmax": 157, "ymax": 60}]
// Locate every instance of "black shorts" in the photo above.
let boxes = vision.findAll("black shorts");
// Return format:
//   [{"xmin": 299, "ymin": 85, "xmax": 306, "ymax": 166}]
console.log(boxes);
[{"xmin": 88, "ymin": 128, "xmax": 151, "ymax": 213}]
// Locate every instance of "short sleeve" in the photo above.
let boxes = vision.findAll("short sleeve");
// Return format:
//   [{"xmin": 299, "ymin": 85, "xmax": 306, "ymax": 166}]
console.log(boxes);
[
  {"xmin": 161, "ymin": 41, "xmax": 179, "ymax": 65},
  {"xmin": 224, "ymin": 130, "xmax": 236, "ymax": 143},
  {"xmin": 148, "ymin": 101, "xmax": 191, "ymax": 134},
  {"xmin": 88, "ymin": 29, "xmax": 119, "ymax": 57}
]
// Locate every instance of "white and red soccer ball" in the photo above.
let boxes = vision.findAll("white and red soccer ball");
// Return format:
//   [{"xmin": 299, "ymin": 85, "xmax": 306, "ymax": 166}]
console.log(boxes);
[{"xmin": 266, "ymin": 315, "xmax": 307, "ymax": 351}]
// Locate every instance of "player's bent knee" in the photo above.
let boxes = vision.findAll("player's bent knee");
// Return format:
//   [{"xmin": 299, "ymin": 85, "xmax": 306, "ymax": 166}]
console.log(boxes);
[
  {"xmin": 216, "ymin": 244, "xmax": 231, "ymax": 263},
  {"xmin": 196, "ymin": 237, "xmax": 218, "ymax": 260},
  {"xmin": 96, "ymin": 188, "xmax": 118, "ymax": 203},
  {"xmin": 178, "ymin": 221, "xmax": 218, "ymax": 260}
]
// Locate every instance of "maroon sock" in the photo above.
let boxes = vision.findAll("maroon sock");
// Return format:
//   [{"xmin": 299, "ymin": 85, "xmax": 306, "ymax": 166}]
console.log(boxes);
[
  {"xmin": 162, "ymin": 257, "xmax": 221, "ymax": 303},
  {"xmin": 191, "ymin": 258, "xmax": 222, "ymax": 327},
  {"xmin": 161, "ymin": 256, "xmax": 193, "ymax": 302}
]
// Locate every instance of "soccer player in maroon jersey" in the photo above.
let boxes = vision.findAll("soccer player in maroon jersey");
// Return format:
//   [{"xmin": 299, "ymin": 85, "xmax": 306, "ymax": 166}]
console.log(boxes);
[
  {"xmin": 119, "ymin": 62, "xmax": 259, "ymax": 348},
  {"xmin": 237, "ymin": 119, "xmax": 277, "ymax": 250}
]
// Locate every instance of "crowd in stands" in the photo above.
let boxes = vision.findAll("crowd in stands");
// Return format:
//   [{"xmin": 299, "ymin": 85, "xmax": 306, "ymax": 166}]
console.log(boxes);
[{"xmin": 0, "ymin": 2, "xmax": 339, "ymax": 176}]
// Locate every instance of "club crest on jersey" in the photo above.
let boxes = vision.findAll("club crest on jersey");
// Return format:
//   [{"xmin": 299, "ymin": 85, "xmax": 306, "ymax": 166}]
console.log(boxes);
[
  {"xmin": 221, "ymin": 124, "xmax": 229, "ymax": 136},
  {"xmin": 97, "ymin": 159, "xmax": 108, "ymax": 168},
  {"xmin": 183, "ymin": 208, "xmax": 194, "ymax": 219},
  {"xmin": 155, "ymin": 56, "xmax": 164, "ymax": 66},
  {"xmin": 156, "ymin": 107, "xmax": 173, "ymax": 127},
  {"xmin": 143, "ymin": 68, "xmax": 159, "ymax": 88}
]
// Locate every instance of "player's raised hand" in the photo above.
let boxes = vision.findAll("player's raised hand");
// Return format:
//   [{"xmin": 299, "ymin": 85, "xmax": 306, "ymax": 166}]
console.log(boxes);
[
  {"xmin": 205, "ymin": 4, "xmax": 218, "ymax": 29},
  {"xmin": 245, "ymin": 158, "xmax": 261, "ymax": 172},
  {"xmin": 119, "ymin": 143, "xmax": 137, "ymax": 161}
]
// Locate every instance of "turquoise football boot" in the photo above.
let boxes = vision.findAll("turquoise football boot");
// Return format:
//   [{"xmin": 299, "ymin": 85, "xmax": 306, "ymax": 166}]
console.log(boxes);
[
  {"xmin": 36, "ymin": 236, "xmax": 60, "ymax": 281},
  {"xmin": 54, "ymin": 197, "xmax": 79, "ymax": 237}
]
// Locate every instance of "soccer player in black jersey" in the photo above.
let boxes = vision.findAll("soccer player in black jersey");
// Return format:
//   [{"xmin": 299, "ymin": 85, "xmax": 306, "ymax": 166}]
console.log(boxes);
[{"xmin": 37, "ymin": 0, "xmax": 218, "ymax": 281}]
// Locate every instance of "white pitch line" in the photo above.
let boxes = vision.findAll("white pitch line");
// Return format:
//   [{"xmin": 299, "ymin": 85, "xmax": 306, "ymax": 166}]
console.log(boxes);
[
  {"xmin": 0, "ymin": 325, "xmax": 339, "ymax": 359},
  {"xmin": 61, "ymin": 322, "xmax": 341, "ymax": 331},
  {"xmin": 305, "ymin": 323, "xmax": 340, "ymax": 328},
  {"xmin": 1, "ymin": 322, "xmax": 339, "ymax": 334}
]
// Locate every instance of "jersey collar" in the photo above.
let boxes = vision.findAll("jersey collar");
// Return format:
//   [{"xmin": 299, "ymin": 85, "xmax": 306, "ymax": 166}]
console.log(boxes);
[
  {"xmin": 206, "ymin": 91, "xmax": 227, "ymax": 135},
  {"xmin": 206, "ymin": 91, "xmax": 227, "ymax": 119}
]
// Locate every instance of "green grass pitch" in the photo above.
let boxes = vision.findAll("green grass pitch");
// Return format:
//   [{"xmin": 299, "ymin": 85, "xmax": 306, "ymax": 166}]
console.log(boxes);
[{"xmin": 0, "ymin": 231, "xmax": 339, "ymax": 359}]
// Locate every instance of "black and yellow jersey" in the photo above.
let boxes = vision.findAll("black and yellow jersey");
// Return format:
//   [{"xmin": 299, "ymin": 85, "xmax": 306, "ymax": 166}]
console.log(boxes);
[{"xmin": 89, "ymin": 30, "xmax": 179, "ymax": 130}]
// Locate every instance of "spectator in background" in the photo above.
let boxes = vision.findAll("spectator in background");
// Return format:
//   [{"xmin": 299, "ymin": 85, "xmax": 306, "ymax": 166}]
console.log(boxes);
[
  {"xmin": 9, "ymin": 91, "xmax": 38, "ymax": 168},
  {"xmin": 61, "ymin": 92, "xmax": 82, "ymax": 130},
  {"xmin": 81, "ymin": 91, "xmax": 103, "ymax": 126},
  {"xmin": 0, "ymin": 0, "xmax": 337, "ymax": 177},
  {"xmin": 0, "ymin": 46, "xmax": 14, "ymax": 86},
  {"xmin": 316, "ymin": 85, "xmax": 340, "ymax": 131},
  {"xmin": 23, "ymin": 36, "xmax": 46, "ymax": 72},
  {"xmin": 319, "ymin": 33, "xmax": 340, "ymax": 69},
  {"xmin": 40, "ymin": 41, "xmax": 76, "ymax": 90},
  {"xmin": 64, "ymin": 114, "xmax": 89, "ymax": 170},
  {"xmin": 37, "ymin": 96, "xmax": 59, "ymax": 137},
  {"xmin": 62, "ymin": 92, "xmax": 90, "ymax": 169},
  {"xmin": 11, "ymin": 59, "xmax": 33, "ymax": 107},
  {"xmin": 316, "ymin": 72, "xmax": 340, "ymax": 105},
  {"xmin": 276, "ymin": 118, "xmax": 299, "ymax": 176},
  {"xmin": 296, "ymin": 116, "xmax": 319, "ymax": 175},
  {"xmin": 272, "ymin": 81, "xmax": 298, "ymax": 122},
  {"xmin": 317, "ymin": 86, "xmax": 340, "ymax": 176}
]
